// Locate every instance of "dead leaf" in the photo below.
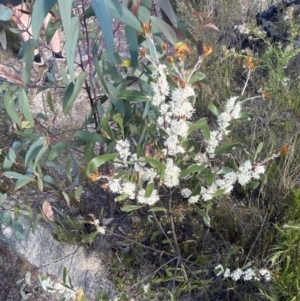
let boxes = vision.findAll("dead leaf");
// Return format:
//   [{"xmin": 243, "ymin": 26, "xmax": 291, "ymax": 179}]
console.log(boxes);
[
  {"xmin": 42, "ymin": 201, "xmax": 54, "ymax": 221},
  {"xmin": 203, "ymin": 23, "xmax": 220, "ymax": 32},
  {"xmin": 75, "ymin": 288, "xmax": 85, "ymax": 301},
  {"xmin": 0, "ymin": 63, "xmax": 25, "ymax": 86}
]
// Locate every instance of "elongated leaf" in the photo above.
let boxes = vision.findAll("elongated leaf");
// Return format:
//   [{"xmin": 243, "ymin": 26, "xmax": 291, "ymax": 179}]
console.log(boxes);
[
  {"xmin": 188, "ymin": 118, "xmax": 207, "ymax": 134},
  {"xmin": 145, "ymin": 182, "xmax": 154, "ymax": 198},
  {"xmin": 150, "ymin": 16, "xmax": 177, "ymax": 45},
  {"xmin": 155, "ymin": 0, "xmax": 177, "ymax": 26},
  {"xmin": 115, "ymin": 193, "xmax": 129, "ymax": 202},
  {"xmin": 87, "ymin": 153, "xmax": 119, "ymax": 176},
  {"xmin": 179, "ymin": 163, "xmax": 206, "ymax": 179},
  {"xmin": 117, "ymin": 90, "xmax": 150, "ymax": 102},
  {"xmin": 214, "ymin": 143, "xmax": 242, "ymax": 155},
  {"xmin": 143, "ymin": 157, "xmax": 165, "ymax": 171},
  {"xmin": 121, "ymin": 205, "xmax": 143, "ymax": 212},
  {"xmin": 15, "ymin": 178, "xmax": 35, "ymax": 191},
  {"xmin": 74, "ymin": 130, "xmax": 110, "ymax": 143},
  {"xmin": 18, "ymin": 88, "xmax": 33, "ymax": 122},
  {"xmin": 58, "ymin": 0, "xmax": 79, "ymax": 80},
  {"xmin": 3, "ymin": 172, "xmax": 34, "ymax": 180},
  {"xmin": 48, "ymin": 142, "xmax": 69, "ymax": 161},
  {"xmin": 0, "ymin": 4, "xmax": 12, "ymax": 21},
  {"xmin": 104, "ymin": 0, "xmax": 141, "ymax": 31},
  {"xmin": 42, "ymin": 200, "xmax": 54, "ymax": 221},
  {"xmin": 189, "ymin": 72, "xmax": 205, "ymax": 85},
  {"xmin": 208, "ymin": 102, "xmax": 219, "ymax": 116},
  {"xmin": 125, "ymin": 25, "xmax": 138, "ymax": 70},
  {"xmin": 149, "ymin": 207, "xmax": 167, "ymax": 212},
  {"xmin": 12, "ymin": 221, "xmax": 26, "ymax": 240},
  {"xmin": 196, "ymin": 209, "xmax": 211, "ymax": 227},
  {"xmin": 32, "ymin": 0, "xmax": 57, "ymax": 38},
  {"xmin": 63, "ymin": 72, "xmax": 86, "ymax": 114},
  {"xmin": 254, "ymin": 142, "xmax": 263, "ymax": 160},
  {"xmin": 25, "ymin": 137, "xmax": 46, "ymax": 167},
  {"xmin": 92, "ymin": 0, "xmax": 115, "ymax": 63},
  {"xmin": 4, "ymin": 90, "xmax": 21, "ymax": 125}
]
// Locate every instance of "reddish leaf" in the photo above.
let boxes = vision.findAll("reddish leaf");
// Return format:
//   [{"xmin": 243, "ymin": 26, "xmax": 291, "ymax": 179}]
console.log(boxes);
[
  {"xmin": 0, "ymin": 64, "xmax": 25, "ymax": 86},
  {"xmin": 131, "ymin": 0, "xmax": 141, "ymax": 16},
  {"xmin": 42, "ymin": 201, "xmax": 54, "ymax": 221}
]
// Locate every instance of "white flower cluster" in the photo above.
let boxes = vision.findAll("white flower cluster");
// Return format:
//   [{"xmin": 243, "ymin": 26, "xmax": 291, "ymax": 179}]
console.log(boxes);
[
  {"xmin": 199, "ymin": 161, "xmax": 265, "ymax": 201},
  {"xmin": 137, "ymin": 188, "xmax": 160, "ymax": 206},
  {"xmin": 206, "ymin": 97, "xmax": 241, "ymax": 157},
  {"xmin": 109, "ymin": 179, "xmax": 136, "ymax": 200},
  {"xmin": 150, "ymin": 64, "xmax": 169, "ymax": 106},
  {"xmin": 115, "ymin": 139, "xmax": 131, "ymax": 165},
  {"xmin": 163, "ymin": 158, "xmax": 181, "ymax": 188},
  {"xmin": 214, "ymin": 264, "xmax": 272, "ymax": 282}
]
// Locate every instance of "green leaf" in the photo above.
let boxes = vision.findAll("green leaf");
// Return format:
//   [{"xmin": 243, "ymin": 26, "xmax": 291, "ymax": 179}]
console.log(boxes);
[
  {"xmin": 179, "ymin": 164, "xmax": 206, "ymax": 179},
  {"xmin": 115, "ymin": 193, "xmax": 129, "ymax": 202},
  {"xmin": 74, "ymin": 130, "xmax": 110, "ymax": 143},
  {"xmin": 145, "ymin": 182, "xmax": 154, "ymax": 198},
  {"xmin": 58, "ymin": 0, "xmax": 79, "ymax": 80},
  {"xmin": 104, "ymin": 0, "xmax": 141, "ymax": 31},
  {"xmin": 117, "ymin": 90, "xmax": 150, "ymax": 102},
  {"xmin": 155, "ymin": 0, "xmax": 177, "ymax": 26},
  {"xmin": 188, "ymin": 118, "xmax": 208, "ymax": 136},
  {"xmin": 25, "ymin": 137, "xmax": 46, "ymax": 167},
  {"xmin": 150, "ymin": 16, "xmax": 177, "ymax": 45},
  {"xmin": 31, "ymin": 0, "xmax": 57, "ymax": 38},
  {"xmin": 62, "ymin": 191, "xmax": 71, "ymax": 207},
  {"xmin": 149, "ymin": 207, "xmax": 167, "ymax": 212},
  {"xmin": 4, "ymin": 90, "xmax": 21, "ymax": 125},
  {"xmin": 212, "ymin": 189, "xmax": 226, "ymax": 197},
  {"xmin": 217, "ymin": 167, "xmax": 233, "ymax": 175},
  {"xmin": 87, "ymin": 153, "xmax": 119, "ymax": 176},
  {"xmin": 92, "ymin": 0, "xmax": 115, "ymax": 64},
  {"xmin": 113, "ymin": 113, "xmax": 124, "ymax": 134},
  {"xmin": 208, "ymin": 102, "xmax": 219, "ymax": 116},
  {"xmin": 74, "ymin": 186, "xmax": 83, "ymax": 201},
  {"xmin": 254, "ymin": 142, "xmax": 263, "ymax": 160},
  {"xmin": 8, "ymin": 147, "xmax": 16, "ymax": 163},
  {"xmin": 63, "ymin": 72, "xmax": 86, "ymax": 114},
  {"xmin": 121, "ymin": 205, "xmax": 143, "ymax": 212},
  {"xmin": 48, "ymin": 142, "xmax": 69, "ymax": 161},
  {"xmin": 196, "ymin": 209, "xmax": 211, "ymax": 227},
  {"xmin": 246, "ymin": 181, "xmax": 260, "ymax": 190},
  {"xmin": 18, "ymin": 88, "xmax": 33, "ymax": 122},
  {"xmin": 46, "ymin": 91, "xmax": 55, "ymax": 112},
  {"xmin": 214, "ymin": 143, "xmax": 242, "ymax": 155},
  {"xmin": 0, "ymin": 4, "xmax": 12, "ymax": 21},
  {"xmin": 125, "ymin": 25, "xmax": 138, "ymax": 70},
  {"xmin": 143, "ymin": 157, "xmax": 165, "ymax": 171},
  {"xmin": 15, "ymin": 178, "xmax": 35, "ymax": 190},
  {"xmin": 101, "ymin": 114, "xmax": 115, "ymax": 140},
  {"xmin": 12, "ymin": 221, "xmax": 26, "ymax": 240},
  {"xmin": 3, "ymin": 172, "xmax": 34, "ymax": 181},
  {"xmin": 189, "ymin": 72, "xmax": 206, "ymax": 85}
]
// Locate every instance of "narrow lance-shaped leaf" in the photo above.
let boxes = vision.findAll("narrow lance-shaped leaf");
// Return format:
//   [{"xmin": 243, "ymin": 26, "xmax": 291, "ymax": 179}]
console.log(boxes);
[
  {"xmin": 87, "ymin": 153, "xmax": 119, "ymax": 176},
  {"xmin": 117, "ymin": 90, "xmax": 150, "ymax": 102},
  {"xmin": 92, "ymin": 0, "xmax": 115, "ymax": 64},
  {"xmin": 150, "ymin": 16, "xmax": 177, "ymax": 45},
  {"xmin": 179, "ymin": 164, "xmax": 206, "ymax": 179},
  {"xmin": 57, "ymin": 0, "xmax": 79, "ymax": 80},
  {"xmin": 32, "ymin": 0, "xmax": 57, "ymax": 38},
  {"xmin": 155, "ymin": 0, "xmax": 177, "ymax": 26},
  {"xmin": 63, "ymin": 71, "xmax": 86, "ymax": 114}
]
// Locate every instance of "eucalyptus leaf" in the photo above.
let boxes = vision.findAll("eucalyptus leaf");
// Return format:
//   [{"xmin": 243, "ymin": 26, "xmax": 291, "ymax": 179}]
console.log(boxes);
[{"xmin": 87, "ymin": 153, "xmax": 119, "ymax": 176}]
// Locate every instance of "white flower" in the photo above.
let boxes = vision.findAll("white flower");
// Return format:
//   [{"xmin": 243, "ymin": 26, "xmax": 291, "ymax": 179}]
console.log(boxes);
[
  {"xmin": 151, "ymin": 64, "xmax": 169, "ymax": 106},
  {"xmin": 252, "ymin": 164, "xmax": 265, "ymax": 179},
  {"xmin": 188, "ymin": 195, "xmax": 200, "ymax": 204},
  {"xmin": 231, "ymin": 268, "xmax": 243, "ymax": 281},
  {"xmin": 243, "ymin": 268, "xmax": 256, "ymax": 281},
  {"xmin": 217, "ymin": 112, "xmax": 232, "ymax": 134},
  {"xmin": 116, "ymin": 139, "xmax": 131, "ymax": 160},
  {"xmin": 206, "ymin": 130, "xmax": 222, "ymax": 157},
  {"xmin": 214, "ymin": 264, "xmax": 224, "ymax": 276},
  {"xmin": 237, "ymin": 160, "xmax": 252, "ymax": 186},
  {"xmin": 181, "ymin": 188, "xmax": 192, "ymax": 198},
  {"xmin": 259, "ymin": 269, "xmax": 272, "ymax": 281},
  {"xmin": 109, "ymin": 179, "xmax": 122, "ymax": 194},
  {"xmin": 163, "ymin": 159, "xmax": 181, "ymax": 188},
  {"xmin": 170, "ymin": 87, "xmax": 195, "ymax": 118},
  {"xmin": 164, "ymin": 135, "xmax": 185, "ymax": 156},
  {"xmin": 224, "ymin": 268, "xmax": 231, "ymax": 278},
  {"xmin": 122, "ymin": 182, "xmax": 136, "ymax": 199},
  {"xmin": 200, "ymin": 186, "xmax": 213, "ymax": 201},
  {"xmin": 140, "ymin": 167, "xmax": 159, "ymax": 182},
  {"xmin": 137, "ymin": 189, "xmax": 159, "ymax": 206},
  {"xmin": 96, "ymin": 225, "xmax": 106, "ymax": 235},
  {"xmin": 225, "ymin": 96, "xmax": 241, "ymax": 119}
]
